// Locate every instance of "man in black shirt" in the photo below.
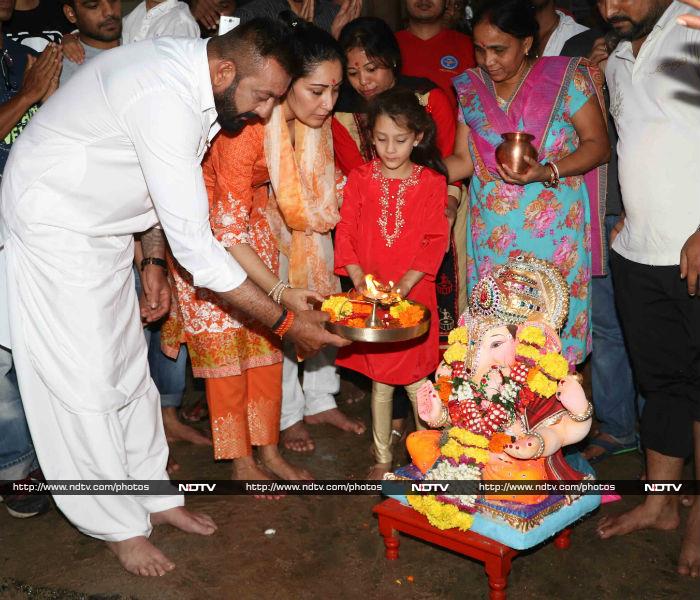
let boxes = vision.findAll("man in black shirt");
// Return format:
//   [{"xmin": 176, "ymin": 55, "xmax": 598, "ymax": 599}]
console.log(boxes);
[
  {"xmin": 3, "ymin": 0, "xmax": 72, "ymax": 51},
  {"xmin": 0, "ymin": 0, "xmax": 61, "ymax": 519}
]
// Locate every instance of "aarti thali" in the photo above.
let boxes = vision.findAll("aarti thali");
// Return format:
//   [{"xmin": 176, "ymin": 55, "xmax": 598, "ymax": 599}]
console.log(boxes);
[{"xmin": 321, "ymin": 275, "xmax": 430, "ymax": 343}]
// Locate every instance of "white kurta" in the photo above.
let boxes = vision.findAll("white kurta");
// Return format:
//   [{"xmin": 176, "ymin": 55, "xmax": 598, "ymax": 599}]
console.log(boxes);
[
  {"xmin": 122, "ymin": 0, "xmax": 200, "ymax": 45},
  {"xmin": 0, "ymin": 37, "xmax": 246, "ymax": 540}
]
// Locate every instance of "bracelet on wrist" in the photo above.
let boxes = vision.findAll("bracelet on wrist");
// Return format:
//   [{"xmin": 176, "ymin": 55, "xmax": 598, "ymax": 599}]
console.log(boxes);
[
  {"xmin": 567, "ymin": 401, "xmax": 594, "ymax": 422},
  {"xmin": 271, "ymin": 308, "xmax": 287, "ymax": 333},
  {"xmin": 426, "ymin": 405, "xmax": 449, "ymax": 429},
  {"xmin": 268, "ymin": 280, "xmax": 283, "ymax": 297},
  {"xmin": 273, "ymin": 309, "xmax": 295, "ymax": 338},
  {"xmin": 530, "ymin": 430, "xmax": 546, "ymax": 460},
  {"xmin": 542, "ymin": 162, "xmax": 560, "ymax": 189},
  {"xmin": 140, "ymin": 257, "xmax": 167, "ymax": 271},
  {"xmin": 274, "ymin": 283, "xmax": 291, "ymax": 304}
]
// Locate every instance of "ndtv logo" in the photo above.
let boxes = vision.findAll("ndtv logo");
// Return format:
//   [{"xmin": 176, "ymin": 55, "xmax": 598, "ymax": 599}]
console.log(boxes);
[
  {"xmin": 411, "ymin": 483, "xmax": 449, "ymax": 492},
  {"xmin": 178, "ymin": 483, "xmax": 217, "ymax": 492},
  {"xmin": 643, "ymin": 483, "xmax": 682, "ymax": 492}
]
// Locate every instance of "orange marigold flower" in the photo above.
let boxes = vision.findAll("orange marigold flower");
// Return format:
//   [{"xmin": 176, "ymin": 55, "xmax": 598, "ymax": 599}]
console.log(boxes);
[
  {"xmin": 489, "ymin": 432, "xmax": 512, "ymax": 453},
  {"xmin": 345, "ymin": 317, "xmax": 367, "ymax": 328},
  {"xmin": 436, "ymin": 376, "xmax": 452, "ymax": 404}
]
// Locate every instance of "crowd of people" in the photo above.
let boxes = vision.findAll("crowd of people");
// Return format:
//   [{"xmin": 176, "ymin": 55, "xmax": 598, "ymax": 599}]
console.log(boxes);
[{"xmin": 0, "ymin": 0, "xmax": 698, "ymax": 581}]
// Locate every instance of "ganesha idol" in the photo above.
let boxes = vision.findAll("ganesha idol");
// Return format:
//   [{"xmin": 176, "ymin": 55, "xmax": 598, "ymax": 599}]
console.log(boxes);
[{"xmin": 387, "ymin": 256, "xmax": 599, "ymax": 538}]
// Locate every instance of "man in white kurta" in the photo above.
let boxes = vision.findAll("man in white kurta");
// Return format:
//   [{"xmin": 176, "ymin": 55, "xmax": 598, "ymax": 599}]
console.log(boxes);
[{"xmin": 0, "ymin": 20, "xmax": 339, "ymax": 575}]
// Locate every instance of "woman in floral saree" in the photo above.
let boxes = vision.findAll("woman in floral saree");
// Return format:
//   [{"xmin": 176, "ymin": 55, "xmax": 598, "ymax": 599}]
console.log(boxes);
[{"xmin": 447, "ymin": 0, "xmax": 609, "ymax": 365}]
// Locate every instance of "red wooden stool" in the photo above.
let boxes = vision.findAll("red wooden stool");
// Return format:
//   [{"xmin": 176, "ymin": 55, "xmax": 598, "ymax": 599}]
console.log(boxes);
[{"xmin": 373, "ymin": 499, "xmax": 572, "ymax": 600}]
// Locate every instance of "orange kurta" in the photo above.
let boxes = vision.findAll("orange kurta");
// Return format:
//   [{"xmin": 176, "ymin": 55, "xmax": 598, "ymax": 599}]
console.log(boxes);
[{"xmin": 161, "ymin": 124, "xmax": 282, "ymax": 378}]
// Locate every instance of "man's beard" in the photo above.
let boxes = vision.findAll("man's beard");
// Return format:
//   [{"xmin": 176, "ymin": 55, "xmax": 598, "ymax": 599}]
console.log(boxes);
[
  {"xmin": 213, "ymin": 77, "xmax": 259, "ymax": 134},
  {"xmin": 609, "ymin": 2, "xmax": 669, "ymax": 41},
  {"xmin": 86, "ymin": 17, "xmax": 122, "ymax": 43}
]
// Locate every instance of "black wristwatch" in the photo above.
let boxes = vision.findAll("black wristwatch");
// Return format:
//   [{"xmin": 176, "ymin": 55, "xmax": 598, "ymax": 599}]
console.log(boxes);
[{"xmin": 140, "ymin": 257, "xmax": 167, "ymax": 271}]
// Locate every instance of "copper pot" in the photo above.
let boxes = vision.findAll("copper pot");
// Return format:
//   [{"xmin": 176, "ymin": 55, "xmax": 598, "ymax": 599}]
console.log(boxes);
[{"xmin": 495, "ymin": 132, "xmax": 538, "ymax": 175}]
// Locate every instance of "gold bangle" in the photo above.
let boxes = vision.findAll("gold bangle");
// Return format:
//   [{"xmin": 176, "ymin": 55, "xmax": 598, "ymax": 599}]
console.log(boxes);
[
  {"xmin": 567, "ymin": 401, "xmax": 594, "ymax": 422},
  {"xmin": 531, "ymin": 430, "xmax": 545, "ymax": 460},
  {"xmin": 427, "ymin": 405, "xmax": 449, "ymax": 429}
]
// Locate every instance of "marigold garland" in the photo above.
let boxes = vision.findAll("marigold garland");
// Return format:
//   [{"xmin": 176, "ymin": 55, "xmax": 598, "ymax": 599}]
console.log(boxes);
[
  {"xmin": 448, "ymin": 428, "xmax": 490, "ymax": 448},
  {"xmin": 448, "ymin": 326, "xmax": 469, "ymax": 345},
  {"xmin": 518, "ymin": 325, "xmax": 546, "ymax": 346},
  {"xmin": 436, "ymin": 376, "xmax": 452, "ymax": 404},
  {"xmin": 441, "ymin": 439, "xmax": 490, "ymax": 465},
  {"xmin": 515, "ymin": 343, "xmax": 541, "ymax": 362},
  {"xmin": 527, "ymin": 368, "xmax": 558, "ymax": 398},
  {"xmin": 407, "ymin": 495, "xmax": 475, "ymax": 531},
  {"xmin": 537, "ymin": 352, "xmax": 569, "ymax": 380},
  {"xmin": 443, "ymin": 342, "xmax": 467, "ymax": 365}
]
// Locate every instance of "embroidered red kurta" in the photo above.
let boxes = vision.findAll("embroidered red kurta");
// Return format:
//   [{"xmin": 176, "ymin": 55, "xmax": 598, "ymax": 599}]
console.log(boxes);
[{"xmin": 334, "ymin": 160, "xmax": 449, "ymax": 385}]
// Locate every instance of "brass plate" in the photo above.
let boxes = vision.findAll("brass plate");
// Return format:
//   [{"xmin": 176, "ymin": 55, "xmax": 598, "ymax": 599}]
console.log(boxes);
[{"xmin": 326, "ymin": 307, "xmax": 431, "ymax": 343}]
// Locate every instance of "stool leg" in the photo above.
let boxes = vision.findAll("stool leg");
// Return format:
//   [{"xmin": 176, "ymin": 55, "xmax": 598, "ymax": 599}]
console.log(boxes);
[
  {"xmin": 485, "ymin": 556, "xmax": 512, "ymax": 600},
  {"xmin": 554, "ymin": 528, "xmax": 572, "ymax": 550},
  {"xmin": 378, "ymin": 518, "xmax": 400, "ymax": 560}
]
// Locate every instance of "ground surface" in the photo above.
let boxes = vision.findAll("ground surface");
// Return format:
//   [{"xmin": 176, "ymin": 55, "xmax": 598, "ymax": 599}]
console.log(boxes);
[{"xmin": 1, "ymin": 372, "xmax": 698, "ymax": 600}]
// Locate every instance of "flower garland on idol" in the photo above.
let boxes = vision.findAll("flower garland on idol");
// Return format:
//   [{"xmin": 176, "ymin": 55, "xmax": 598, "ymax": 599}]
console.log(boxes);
[
  {"xmin": 407, "ymin": 429, "xmax": 489, "ymax": 531},
  {"xmin": 408, "ymin": 325, "xmax": 571, "ymax": 531}
]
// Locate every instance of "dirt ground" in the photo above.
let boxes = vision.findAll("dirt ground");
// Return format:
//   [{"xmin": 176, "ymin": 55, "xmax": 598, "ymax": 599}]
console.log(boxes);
[{"xmin": 1, "ymin": 371, "xmax": 698, "ymax": 600}]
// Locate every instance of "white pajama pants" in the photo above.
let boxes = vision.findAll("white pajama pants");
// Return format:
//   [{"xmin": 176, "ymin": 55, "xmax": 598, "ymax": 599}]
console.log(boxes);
[
  {"xmin": 277, "ymin": 252, "xmax": 340, "ymax": 430},
  {"xmin": 3, "ymin": 225, "xmax": 182, "ymax": 542},
  {"xmin": 280, "ymin": 342, "xmax": 340, "ymax": 430}
]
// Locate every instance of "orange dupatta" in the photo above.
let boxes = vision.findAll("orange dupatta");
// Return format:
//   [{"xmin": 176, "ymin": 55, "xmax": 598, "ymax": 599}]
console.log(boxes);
[{"xmin": 264, "ymin": 104, "xmax": 341, "ymax": 296}]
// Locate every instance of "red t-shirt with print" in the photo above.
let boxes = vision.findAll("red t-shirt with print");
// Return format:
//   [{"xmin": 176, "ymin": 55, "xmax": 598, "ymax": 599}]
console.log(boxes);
[{"xmin": 396, "ymin": 28, "xmax": 476, "ymax": 108}]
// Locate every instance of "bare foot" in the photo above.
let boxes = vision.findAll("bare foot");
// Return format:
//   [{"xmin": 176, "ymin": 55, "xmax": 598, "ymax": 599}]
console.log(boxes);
[
  {"xmin": 150, "ymin": 506, "xmax": 217, "ymax": 535},
  {"xmin": 678, "ymin": 500, "xmax": 700, "ymax": 578},
  {"xmin": 681, "ymin": 495, "xmax": 696, "ymax": 508},
  {"xmin": 232, "ymin": 457, "xmax": 282, "ymax": 500},
  {"xmin": 260, "ymin": 447, "xmax": 314, "ymax": 481},
  {"xmin": 106, "ymin": 536, "xmax": 175, "ymax": 577},
  {"xmin": 597, "ymin": 499, "xmax": 680, "ymax": 539},
  {"xmin": 305, "ymin": 408, "xmax": 366, "ymax": 435},
  {"xmin": 166, "ymin": 453, "xmax": 180, "ymax": 475},
  {"xmin": 163, "ymin": 408, "xmax": 212, "ymax": 446},
  {"xmin": 280, "ymin": 421, "xmax": 315, "ymax": 453},
  {"xmin": 367, "ymin": 463, "xmax": 392, "ymax": 480}
]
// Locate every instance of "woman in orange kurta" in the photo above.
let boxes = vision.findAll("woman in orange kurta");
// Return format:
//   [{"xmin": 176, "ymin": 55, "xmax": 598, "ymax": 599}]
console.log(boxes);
[
  {"xmin": 162, "ymin": 22, "xmax": 346, "ymax": 483},
  {"xmin": 162, "ymin": 124, "xmax": 314, "ymax": 481}
]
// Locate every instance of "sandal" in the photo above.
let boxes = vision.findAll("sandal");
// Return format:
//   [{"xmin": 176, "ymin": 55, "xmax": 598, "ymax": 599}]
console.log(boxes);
[{"xmin": 583, "ymin": 435, "xmax": 637, "ymax": 465}]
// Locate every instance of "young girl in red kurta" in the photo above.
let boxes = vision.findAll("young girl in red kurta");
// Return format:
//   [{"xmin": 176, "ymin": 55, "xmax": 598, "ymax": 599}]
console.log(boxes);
[{"xmin": 334, "ymin": 87, "xmax": 449, "ymax": 479}]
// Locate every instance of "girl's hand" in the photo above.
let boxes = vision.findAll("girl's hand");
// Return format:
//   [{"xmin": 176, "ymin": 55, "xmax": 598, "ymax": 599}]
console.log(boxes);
[
  {"xmin": 497, "ymin": 156, "xmax": 551, "ymax": 186},
  {"xmin": 281, "ymin": 287, "xmax": 324, "ymax": 313},
  {"xmin": 61, "ymin": 33, "xmax": 84, "ymax": 65}
]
